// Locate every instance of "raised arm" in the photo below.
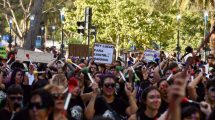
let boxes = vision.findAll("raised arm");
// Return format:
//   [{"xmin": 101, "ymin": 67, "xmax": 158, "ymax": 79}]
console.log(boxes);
[
  {"xmin": 153, "ymin": 60, "xmax": 167, "ymax": 83},
  {"xmin": 47, "ymin": 58, "xmax": 57, "ymax": 68},
  {"xmin": 187, "ymin": 72, "xmax": 203, "ymax": 100},
  {"xmin": 84, "ymin": 83, "xmax": 99, "ymax": 120},
  {"xmin": 125, "ymin": 83, "xmax": 138, "ymax": 115}
]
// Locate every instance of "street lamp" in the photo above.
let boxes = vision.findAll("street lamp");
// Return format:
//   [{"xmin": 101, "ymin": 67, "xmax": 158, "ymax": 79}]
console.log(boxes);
[
  {"xmin": 85, "ymin": 7, "xmax": 92, "ymax": 60},
  {"xmin": 176, "ymin": 14, "xmax": 181, "ymax": 61},
  {"xmin": 9, "ymin": 18, "xmax": 13, "ymax": 50},
  {"xmin": 41, "ymin": 26, "xmax": 45, "ymax": 48},
  {"xmin": 76, "ymin": 7, "xmax": 94, "ymax": 59},
  {"xmin": 204, "ymin": 10, "xmax": 208, "ymax": 61},
  {"xmin": 51, "ymin": 25, "xmax": 56, "ymax": 46},
  {"xmin": 30, "ymin": 14, "xmax": 35, "ymax": 49},
  {"xmin": 60, "ymin": 10, "xmax": 65, "ymax": 58}
]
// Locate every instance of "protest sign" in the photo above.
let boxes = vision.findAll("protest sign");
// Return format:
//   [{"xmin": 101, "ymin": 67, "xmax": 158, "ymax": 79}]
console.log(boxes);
[
  {"xmin": 16, "ymin": 49, "xmax": 54, "ymax": 63},
  {"xmin": 144, "ymin": 50, "xmax": 160, "ymax": 62},
  {"xmin": 0, "ymin": 46, "xmax": 7, "ymax": 59},
  {"xmin": 93, "ymin": 43, "xmax": 114, "ymax": 64},
  {"xmin": 68, "ymin": 44, "xmax": 89, "ymax": 57}
]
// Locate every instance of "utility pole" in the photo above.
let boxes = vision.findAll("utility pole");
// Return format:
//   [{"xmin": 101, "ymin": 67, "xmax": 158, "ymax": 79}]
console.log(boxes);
[
  {"xmin": 60, "ymin": 10, "xmax": 65, "ymax": 58},
  {"xmin": 85, "ymin": 7, "xmax": 92, "ymax": 60}
]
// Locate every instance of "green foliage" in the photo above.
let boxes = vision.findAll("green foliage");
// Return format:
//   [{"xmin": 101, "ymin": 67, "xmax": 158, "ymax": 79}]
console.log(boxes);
[
  {"xmin": 63, "ymin": 0, "xmax": 208, "ymax": 53},
  {"xmin": 0, "ymin": 0, "xmax": 211, "ymax": 52}
]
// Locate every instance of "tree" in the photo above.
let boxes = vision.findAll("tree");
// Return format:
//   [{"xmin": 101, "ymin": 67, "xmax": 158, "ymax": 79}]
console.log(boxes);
[
  {"xmin": 0, "ymin": 0, "xmax": 74, "ymax": 50},
  {"xmin": 64, "ymin": 0, "xmax": 206, "ymax": 56},
  {"xmin": 172, "ymin": 0, "xmax": 215, "ymax": 55}
]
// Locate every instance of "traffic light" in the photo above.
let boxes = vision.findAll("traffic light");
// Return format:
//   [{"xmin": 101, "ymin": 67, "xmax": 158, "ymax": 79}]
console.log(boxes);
[
  {"xmin": 91, "ymin": 25, "xmax": 96, "ymax": 35},
  {"xmin": 77, "ymin": 21, "xmax": 85, "ymax": 34}
]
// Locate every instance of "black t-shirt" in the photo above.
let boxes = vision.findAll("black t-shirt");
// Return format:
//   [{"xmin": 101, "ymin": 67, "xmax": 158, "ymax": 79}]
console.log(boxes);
[
  {"xmin": 21, "ymin": 84, "xmax": 31, "ymax": 106},
  {"xmin": 159, "ymin": 99, "xmax": 168, "ymax": 114},
  {"xmin": 196, "ymin": 82, "xmax": 205, "ymax": 102},
  {"xmin": 137, "ymin": 111, "xmax": 160, "ymax": 120},
  {"xmin": 94, "ymin": 96, "xmax": 129, "ymax": 120},
  {"xmin": 67, "ymin": 95, "xmax": 85, "ymax": 120},
  {"xmin": 12, "ymin": 108, "xmax": 30, "ymax": 120},
  {"xmin": 0, "ymin": 108, "xmax": 13, "ymax": 120},
  {"xmin": 83, "ymin": 86, "xmax": 92, "ymax": 93}
]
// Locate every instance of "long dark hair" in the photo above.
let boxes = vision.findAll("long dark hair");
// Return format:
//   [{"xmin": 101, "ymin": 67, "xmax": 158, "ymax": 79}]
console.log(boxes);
[
  {"xmin": 9, "ymin": 69, "xmax": 24, "ymax": 85},
  {"xmin": 181, "ymin": 105, "xmax": 204, "ymax": 120},
  {"xmin": 30, "ymin": 89, "xmax": 54, "ymax": 120},
  {"xmin": 137, "ymin": 86, "xmax": 160, "ymax": 115}
]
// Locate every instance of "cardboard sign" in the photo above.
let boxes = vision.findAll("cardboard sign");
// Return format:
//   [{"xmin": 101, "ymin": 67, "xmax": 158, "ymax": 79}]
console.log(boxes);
[
  {"xmin": 93, "ymin": 43, "xmax": 114, "ymax": 64},
  {"xmin": 0, "ymin": 46, "xmax": 7, "ymax": 59},
  {"xmin": 144, "ymin": 50, "xmax": 160, "ymax": 62},
  {"xmin": 68, "ymin": 44, "xmax": 89, "ymax": 57},
  {"xmin": 16, "ymin": 49, "xmax": 54, "ymax": 63}
]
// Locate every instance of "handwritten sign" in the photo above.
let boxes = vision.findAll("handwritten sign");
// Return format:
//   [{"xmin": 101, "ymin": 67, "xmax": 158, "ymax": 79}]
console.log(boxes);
[
  {"xmin": 0, "ymin": 46, "xmax": 7, "ymax": 59},
  {"xmin": 144, "ymin": 50, "xmax": 160, "ymax": 62},
  {"xmin": 93, "ymin": 43, "xmax": 114, "ymax": 64},
  {"xmin": 16, "ymin": 49, "xmax": 54, "ymax": 63}
]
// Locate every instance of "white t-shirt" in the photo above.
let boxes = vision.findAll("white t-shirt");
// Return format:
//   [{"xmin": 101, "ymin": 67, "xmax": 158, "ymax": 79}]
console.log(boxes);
[
  {"xmin": 26, "ymin": 72, "xmax": 34, "ymax": 85},
  {"xmin": 184, "ymin": 53, "xmax": 193, "ymax": 62}
]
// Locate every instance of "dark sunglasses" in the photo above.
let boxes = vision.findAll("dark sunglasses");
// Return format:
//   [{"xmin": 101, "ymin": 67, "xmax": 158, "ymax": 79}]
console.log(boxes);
[
  {"xmin": 29, "ymin": 102, "xmax": 45, "ymax": 110},
  {"xmin": 208, "ymin": 57, "xmax": 214, "ymax": 59},
  {"xmin": 51, "ymin": 93, "xmax": 65, "ymax": 100},
  {"xmin": 104, "ymin": 83, "xmax": 115, "ymax": 88},
  {"xmin": 209, "ymin": 87, "xmax": 215, "ymax": 92},
  {"xmin": 9, "ymin": 96, "xmax": 23, "ymax": 101}
]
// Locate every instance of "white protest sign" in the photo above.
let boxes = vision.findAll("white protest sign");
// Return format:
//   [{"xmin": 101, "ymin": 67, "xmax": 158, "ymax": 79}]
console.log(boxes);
[
  {"xmin": 144, "ymin": 50, "xmax": 160, "ymax": 62},
  {"xmin": 16, "ymin": 49, "xmax": 54, "ymax": 63},
  {"xmin": 93, "ymin": 43, "xmax": 114, "ymax": 64}
]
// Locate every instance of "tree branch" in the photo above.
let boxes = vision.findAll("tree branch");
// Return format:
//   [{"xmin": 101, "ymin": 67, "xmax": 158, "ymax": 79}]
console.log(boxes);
[
  {"xmin": 27, "ymin": 0, "xmax": 33, "ymax": 12},
  {"xmin": 42, "ymin": 1, "xmax": 65, "ymax": 14},
  {"xmin": 0, "ymin": 3, "xmax": 4, "ymax": 6},
  {"xmin": 64, "ymin": 31, "xmax": 70, "ymax": 38},
  {"xmin": 4, "ymin": 14, "xmax": 21, "ymax": 39},
  {"xmin": 19, "ymin": 0, "xmax": 27, "ymax": 12},
  {"xmin": 5, "ymin": 0, "xmax": 23, "ymax": 38},
  {"xmin": 12, "ymin": 28, "xmax": 22, "ymax": 39},
  {"xmin": 42, "ymin": 0, "xmax": 71, "ymax": 14}
]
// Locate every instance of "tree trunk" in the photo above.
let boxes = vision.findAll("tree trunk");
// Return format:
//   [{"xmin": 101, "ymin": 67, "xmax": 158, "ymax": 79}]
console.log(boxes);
[
  {"xmin": 23, "ymin": 0, "xmax": 44, "ymax": 50},
  {"xmin": 210, "ymin": 14, "xmax": 215, "ymax": 56}
]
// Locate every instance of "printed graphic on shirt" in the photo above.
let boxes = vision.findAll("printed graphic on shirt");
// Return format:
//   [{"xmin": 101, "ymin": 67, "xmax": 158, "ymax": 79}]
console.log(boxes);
[
  {"xmin": 103, "ymin": 110, "xmax": 115, "ymax": 120},
  {"xmin": 0, "ymin": 91, "xmax": 6, "ymax": 102},
  {"xmin": 70, "ymin": 105, "xmax": 83, "ymax": 120}
]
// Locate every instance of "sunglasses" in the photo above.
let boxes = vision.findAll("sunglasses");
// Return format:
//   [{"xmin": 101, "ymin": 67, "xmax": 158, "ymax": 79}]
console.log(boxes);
[
  {"xmin": 29, "ymin": 102, "xmax": 45, "ymax": 110},
  {"xmin": 51, "ymin": 93, "xmax": 65, "ymax": 100},
  {"xmin": 209, "ymin": 87, "xmax": 215, "ymax": 93},
  {"xmin": 9, "ymin": 96, "xmax": 23, "ymax": 101},
  {"xmin": 104, "ymin": 83, "xmax": 115, "ymax": 88}
]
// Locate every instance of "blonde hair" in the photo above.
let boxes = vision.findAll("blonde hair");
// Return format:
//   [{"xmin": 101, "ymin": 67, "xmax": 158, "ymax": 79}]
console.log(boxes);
[
  {"xmin": 50, "ymin": 74, "xmax": 68, "ymax": 89},
  {"xmin": 44, "ymin": 84, "xmax": 65, "ymax": 93}
]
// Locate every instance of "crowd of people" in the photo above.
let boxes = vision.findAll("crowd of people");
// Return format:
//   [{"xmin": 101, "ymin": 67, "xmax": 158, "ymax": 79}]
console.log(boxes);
[{"xmin": 0, "ymin": 46, "xmax": 215, "ymax": 120}]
